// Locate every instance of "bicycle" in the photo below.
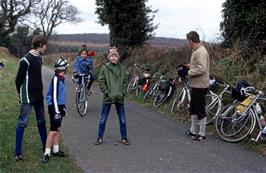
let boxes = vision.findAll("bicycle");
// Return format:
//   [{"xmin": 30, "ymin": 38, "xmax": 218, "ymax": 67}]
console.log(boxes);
[
  {"xmin": 215, "ymin": 86, "xmax": 266, "ymax": 143},
  {"xmin": 205, "ymin": 80, "xmax": 232, "ymax": 125},
  {"xmin": 153, "ymin": 75, "xmax": 176, "ymax": 107},
  {"xmin": 143, "ymin": 72, "xmax": 164, "ymax": 101},
  {"xmin": 127, "ymin": 64, "xmax": 151, "ymax": 96},
  {"xmin": 170, "ymin": 78, "xmax": 191, "ymax": 113},
  {"xmin": 72, "ymin": 74, "xmax": 91, "ymax": 116}
]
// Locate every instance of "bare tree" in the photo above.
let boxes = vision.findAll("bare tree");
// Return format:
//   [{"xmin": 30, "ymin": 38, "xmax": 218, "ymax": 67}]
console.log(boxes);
[
  {"xmin": 33, "ymin": 0, "xmax": 81, "ymax": 39},
  {"xmin": 0, "ymin": 0, "xmax": 40, "ymax": 42}
]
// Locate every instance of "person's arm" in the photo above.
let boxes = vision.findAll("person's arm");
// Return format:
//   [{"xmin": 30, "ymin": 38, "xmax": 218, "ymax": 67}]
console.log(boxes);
[
  {"xmin": 52, "ymin": 76, "xmax": 60, "ymax": 114},
  {"xmin": 188, "ymin": 52, "xmax": 208, "ymax": 77},
  {"xmin": 98, "ymin": 66, "xmax": 109, "ymax": 96},
  {"xmin": 15, "ymin": 59, "xmax": 29, "ymax": 93},
  {"xmin": 122, "ymin": 69, "xmax": 129, "ymax": 96},
  {"xmin": 87, "ymin": 59, "xmax": 93, "ymax": 74},
  {"xmin": 73, "ymin": 57, "xmax": 79, "ymax": 73}
]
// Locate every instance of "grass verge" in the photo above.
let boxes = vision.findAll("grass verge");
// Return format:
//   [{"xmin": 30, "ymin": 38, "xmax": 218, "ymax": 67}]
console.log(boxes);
[{"xmin": 0, "ymin": 54, "xmax": 82, "ymax": 173}]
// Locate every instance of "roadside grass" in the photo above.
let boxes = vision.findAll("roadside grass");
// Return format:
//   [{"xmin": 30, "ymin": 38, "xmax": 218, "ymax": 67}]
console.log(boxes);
[{"xmin": 0, "ymin": 54, "xmax": 82, "ymax": 173}]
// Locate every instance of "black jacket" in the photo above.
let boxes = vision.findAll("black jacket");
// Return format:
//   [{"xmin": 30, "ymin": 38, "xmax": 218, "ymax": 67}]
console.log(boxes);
[{"xmin": 15, "ymin": 50, "xmax": 43, "ymax": 103}]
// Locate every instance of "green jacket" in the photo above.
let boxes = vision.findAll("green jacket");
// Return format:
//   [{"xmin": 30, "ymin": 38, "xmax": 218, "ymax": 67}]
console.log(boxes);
[{"xmin": 98, "ymin": 62, "xmax": 129, "ymax": 103}]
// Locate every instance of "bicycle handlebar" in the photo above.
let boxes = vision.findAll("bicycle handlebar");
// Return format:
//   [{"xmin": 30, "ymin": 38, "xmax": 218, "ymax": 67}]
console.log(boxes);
[{"xmin": 240, "ymin": 86, "xmax": 263, "ymax": 96}]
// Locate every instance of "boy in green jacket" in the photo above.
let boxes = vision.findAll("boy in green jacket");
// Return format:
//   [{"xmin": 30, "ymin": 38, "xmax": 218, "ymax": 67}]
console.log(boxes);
[{"xmin": 95, "ymin": 49, "xmax": 130, "ymax": 145}]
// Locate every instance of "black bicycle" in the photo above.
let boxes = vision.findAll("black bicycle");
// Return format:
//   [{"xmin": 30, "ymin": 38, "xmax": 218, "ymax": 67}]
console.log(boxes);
[
  {"xmin": 73, "ymin": 74, "xmax": 91, "ymax": 116},
  {"xmin": 153, "ymin": 75, "xmax": 176, "ymax": 107}
]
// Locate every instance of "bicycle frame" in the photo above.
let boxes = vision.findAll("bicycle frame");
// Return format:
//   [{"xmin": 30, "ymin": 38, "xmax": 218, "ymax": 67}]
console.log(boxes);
[
  {"xmin": 75, "ymin": 74, "xmax": 90, "ymax": 116},
  {"xmin": 206, "ymin": 83, "xmax": 231, "ymax": 123},
  {"xmin": 171, "ymin": 79, "xmax": 190, "ymax": 112}
]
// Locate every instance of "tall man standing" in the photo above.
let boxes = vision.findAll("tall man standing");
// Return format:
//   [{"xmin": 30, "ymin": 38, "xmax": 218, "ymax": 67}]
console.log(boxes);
[
  {"xmin": 185, "ymin": 31, "xmax": 210, "ymax": 142},
  {"xmin": 14, "ymin": 35, "xmax": 48, "ymax": 160}
]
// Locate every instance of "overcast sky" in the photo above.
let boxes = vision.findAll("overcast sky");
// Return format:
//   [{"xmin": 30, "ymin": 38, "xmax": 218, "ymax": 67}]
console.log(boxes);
[{"xmin": 55, "ymin": 0, "xmax": 225, "ymax": 41}]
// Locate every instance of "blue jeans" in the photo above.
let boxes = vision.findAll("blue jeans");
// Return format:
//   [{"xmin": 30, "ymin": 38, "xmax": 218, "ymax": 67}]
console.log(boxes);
[
  {"xmin": 15, "ymin": 101, "xmax": 47, "ymax": 155},
  {"xmin": 97, "ymin": 103, "xmax": 127, "ymax": 139}
]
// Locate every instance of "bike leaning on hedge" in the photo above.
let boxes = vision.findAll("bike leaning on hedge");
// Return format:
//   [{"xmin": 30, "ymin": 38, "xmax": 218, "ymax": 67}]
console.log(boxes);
[
  {"xmin": 127, "ymin": 64, "xmax": 151, "ymax": 96},
  {"xmin": 215, "ymin": 86, "xmax": 266, "ymax": 143},
  {"xmin": 153, "ymin": 75, "xmax": 176, "ymax": 107}
]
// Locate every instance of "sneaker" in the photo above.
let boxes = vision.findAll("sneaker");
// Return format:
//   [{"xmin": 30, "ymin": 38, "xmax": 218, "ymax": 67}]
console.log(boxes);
[
  {"xmin": 95, "ymin": 138, "xmax": 103, "ymax": 145},
  {"xmin": 193, "ymin": 135, "xmax": 206, "ymax": 142},
  {"xmin": 42, "ymin": 154, "xmax": 50, "ymax": 163},
  {"xmin": 121, "ymin": 138, "xmax": 130, "ymax": 145},
  {"xmin": 185, "ymin": 130, "xmax": 196, "ymax": 139},
  {"xmin": 52, "ymin": 150, "xmax": 67, "ymax": 157},
  {"xmin": 14, "ymin": 154, "xmax": 23, "ymax": 161}
]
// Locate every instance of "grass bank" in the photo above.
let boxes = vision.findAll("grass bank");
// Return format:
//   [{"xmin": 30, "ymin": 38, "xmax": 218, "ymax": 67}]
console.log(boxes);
[{"xmin": 0, "ymin": 49, "xmax": 82, "ymax": 173}]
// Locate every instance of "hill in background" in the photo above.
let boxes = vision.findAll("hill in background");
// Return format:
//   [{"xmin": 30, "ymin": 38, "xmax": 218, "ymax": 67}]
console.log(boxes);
[{"xmin": 50, "ymin": 33, "xmax": 186, "ymax": 48}]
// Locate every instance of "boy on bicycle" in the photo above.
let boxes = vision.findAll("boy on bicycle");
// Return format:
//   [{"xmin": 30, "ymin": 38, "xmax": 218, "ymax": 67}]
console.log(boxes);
[
  {"xmin": 73, "ymin": 49, "xmax": 95, "ymax": 93},
  {"xmin": 42, "ymin": 58, "xmax": 68, "ymax": 163}
]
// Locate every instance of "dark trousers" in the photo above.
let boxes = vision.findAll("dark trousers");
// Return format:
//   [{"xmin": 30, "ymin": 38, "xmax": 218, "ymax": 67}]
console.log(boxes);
[
  {"xmin": 190, "ymin": 88, "xmax": 208, "ymax": 120},
  {"xmin": 15, "ymin": 101, "xmax": 47, "ymax": 155}
]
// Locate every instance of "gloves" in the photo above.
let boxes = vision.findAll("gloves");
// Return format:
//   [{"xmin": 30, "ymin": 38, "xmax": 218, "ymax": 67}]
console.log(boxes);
[
  {"xmin": 61, "ymin": 108, "xmax": 68, "ymax": 117},
  {"xmin": 73, "ymin": 72, "xmax": 79, "ymax": 78},
  {"xmin": 53, "ymin": 113, "xmax": 62, "ymax": 123},
  {"xmin": 58, "ymin": 105, "xmax": 67, "ymax": 117}
]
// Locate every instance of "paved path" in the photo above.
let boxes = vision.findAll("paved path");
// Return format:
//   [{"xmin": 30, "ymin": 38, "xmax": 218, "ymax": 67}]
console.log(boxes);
[{"xmin": 42, "ymin": 66, "xmax": 266, "ymax": 173}]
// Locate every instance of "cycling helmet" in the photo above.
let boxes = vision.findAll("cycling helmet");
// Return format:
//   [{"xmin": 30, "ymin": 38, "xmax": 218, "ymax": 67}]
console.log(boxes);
[
  {"xmin": 54, "ymin": 57, "xmax": 69, "ymax": 72},
  {"xmin": 177, "ymin": 64, "xmax": 189, "ymax": 78},
  {"xmin": 88, "ymin": 50, "xmax": 95, "ymax": 57}
]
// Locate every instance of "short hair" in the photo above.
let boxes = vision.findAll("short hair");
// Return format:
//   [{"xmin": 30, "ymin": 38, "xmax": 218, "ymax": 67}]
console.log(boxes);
[
  {"xmin": 186, "ymin": 31, "xmax": 200, "ymax": 43},
  {"xmin": 32, "ymin": 35, "xmax": 47, "ymax": 49}
]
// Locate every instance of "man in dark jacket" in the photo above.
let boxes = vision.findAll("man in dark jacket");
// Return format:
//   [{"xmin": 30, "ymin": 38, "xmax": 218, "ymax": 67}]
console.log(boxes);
[
  {"xmin": 95, "ymin": 48, "xmax": 130, "ymax": 145},
  {"xmin": 14, "ymin": 35, "xmax": 48, "ymax": 161}
]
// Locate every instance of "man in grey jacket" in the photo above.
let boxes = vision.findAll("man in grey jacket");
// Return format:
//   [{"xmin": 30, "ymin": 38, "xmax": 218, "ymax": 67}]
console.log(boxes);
[{"xmin": 185, "ymin": 31, "xmax": 210, "ymax": 141}]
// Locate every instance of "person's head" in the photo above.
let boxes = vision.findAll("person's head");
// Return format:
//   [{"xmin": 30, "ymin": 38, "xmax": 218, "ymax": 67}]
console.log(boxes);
[
  {"xmin": 108, "ymin": 49, "xmax": 120, "ymax": 64},
  {"xmin": 32, "ymin": 35, "xmax": 48, "ymax": 54},
  {"xmin": 79, "ymin": 49, "xmax": 88, "ymax": 59},
  {"xmin": 54, "ymin": 57, "xmax": 69, "ymax": 74},
  {"xmin": 186, "ymin": 31, "xmax": 200, "ymax": 48}
]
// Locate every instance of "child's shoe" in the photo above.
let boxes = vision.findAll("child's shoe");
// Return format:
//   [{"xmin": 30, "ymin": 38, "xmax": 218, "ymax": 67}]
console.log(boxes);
[
  {"xmin": 95, "ymin": 138, "xmax": 103, "ymax": 145},
  {"xmin": 52, "ymin": 150, "xmax": 67, "ymax": 157},
  {"xmin": 121, "ymin": 138, "xmax": 130, "ymax": 145},
  {"xmin": 42, "ymin": 154, "xmax": 50, "ymax": 163},
  {"xmin": 14, "ymin": 154, "xmax": 23, "ymax": 161}
]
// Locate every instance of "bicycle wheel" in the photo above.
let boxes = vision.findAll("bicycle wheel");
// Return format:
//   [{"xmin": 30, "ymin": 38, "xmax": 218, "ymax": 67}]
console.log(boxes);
[
  {"xmin": 205, "ymin": 93, "xmax": 221, "ymax": 125},
  {"xmin": 143, "ymin": 83, "xmax": 157, "ymax": 100},
  {"xmin": 153, "ymin": 86, "xmax": 172, "ymax": 107},
  {"xmin": 215, "ymin": 105, "xmax": 256, "ymax": 142},
  {"xmin": 75, "ymin": 85, "xmax": 88, "ymax": 117},
  {"xmin": 127, "ymin": 76, "xmax": 138, "ymax": 93},
  {"xmin": 171, "ymin": 88, "xmax": 186, "ymax": 113}
]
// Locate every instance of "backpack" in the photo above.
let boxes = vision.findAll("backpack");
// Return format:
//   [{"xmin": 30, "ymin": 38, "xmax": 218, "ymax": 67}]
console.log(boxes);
[{"xmin": 231, "ymin": 80, "xmax": 249, "ymax": 101}]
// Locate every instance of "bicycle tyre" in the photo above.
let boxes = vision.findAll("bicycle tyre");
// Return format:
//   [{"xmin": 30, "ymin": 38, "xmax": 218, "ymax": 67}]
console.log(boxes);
[
  {"xmin": 127, "ymin": 76, "xmax": 138, "ymax": 93},
  {"xmin": 215, "ymin": 105, "xmax": 256, "ymax": 143},
  {"xmin": 153, "ymin": 86, "xmax": 172, "ymax": 107},
  {"xmin": 205, "ymin": 93, "xmax": 221, "ymax": 125},
  {"xmin": 75, "ymin": 85, "xmax": 88, "ymax": 117},
  {"xmin": 170, "ymin": 88, "xmax": 186, "ymax": 113},
  {"xmin": 143, "ymin": 87, "xmax": 154, "ymax": 100},
  {"xmin": 143, "ymin": 83, "xmax": 157, "ymax": 100}
]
